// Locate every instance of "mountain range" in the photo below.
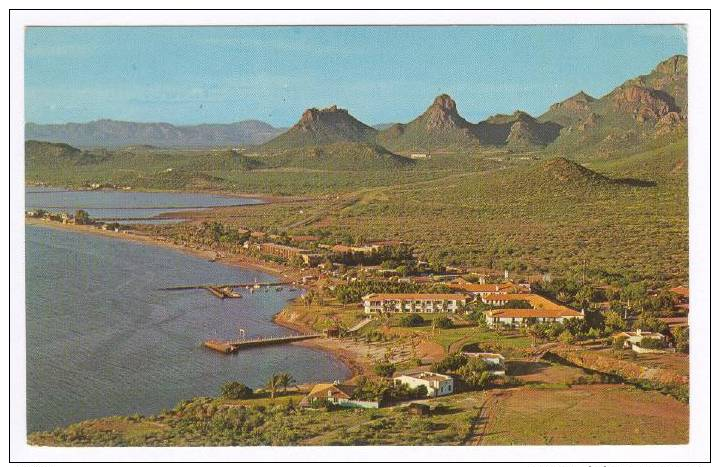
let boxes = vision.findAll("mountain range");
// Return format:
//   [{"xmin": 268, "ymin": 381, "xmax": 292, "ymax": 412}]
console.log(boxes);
[
  {"xmin": 26, "ymin": 55, "xmax": 686, "ymax": 156},
  {"xmin": 25, "ymin": 119, "xmax": 286, "ymax": 148}
]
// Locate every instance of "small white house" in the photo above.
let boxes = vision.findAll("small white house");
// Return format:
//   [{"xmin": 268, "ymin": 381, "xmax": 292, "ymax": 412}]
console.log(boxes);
[
  {"xmin": 393, "ymin": 371, "xmax": 454, "ymax": 397},
  {"xmin": 615, "ymin": 329, "xmax": 666, "ymax": 353}
]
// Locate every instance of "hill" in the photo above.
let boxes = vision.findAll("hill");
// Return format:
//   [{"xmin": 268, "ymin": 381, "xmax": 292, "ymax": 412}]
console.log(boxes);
[
  {"xmin": 477, "ymin": 111, "xmax": 562, "ymax": 148},
  {"xmin": 25, "ymin": 119, "xmax": 285, "ymax": 148},
  {"xmin": 25, "ymin": 140, "xmax": 107, "ymax": 167},
  {"xmin": 377, "ymin": 94, "xmax": 482, "ymax": 152},
  {"xmin": 541, "ymin": 55, "xmax": 687, "ymax": 154},
  {"xmin": 261, "ymin": 142, "xmax": 413, "ymax": 171},
  {"xmin": 261, "ymin": 105, "xmax": 378, "ymax": 150}
]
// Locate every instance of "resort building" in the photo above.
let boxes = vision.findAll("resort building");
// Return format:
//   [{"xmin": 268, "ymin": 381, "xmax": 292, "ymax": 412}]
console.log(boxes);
[
  {"xmin": 362, "ymin": 293, "xmax": 468, "ymax": 314},
  {"xmin": 447, "ymin": 281, "xmax": 520, "ymax": 297},
  {"xmin": 393, "ymin": 372, "xmax": 454, "ymax": 397},
  {"xmin": 484, "ymin": 308, "xmax": 583, "ymax": 327},
  {"xmin": 481, "ymin": 293, "xmax": 583, "ymax": 327}
]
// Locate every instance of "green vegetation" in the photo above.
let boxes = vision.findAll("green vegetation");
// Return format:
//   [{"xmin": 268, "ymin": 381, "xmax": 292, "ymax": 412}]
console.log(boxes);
[
  {"xmin": 220, "ymin": 382, "xmax": 253, "ymax": 400},
  {"xmin": 398, "ymin": 313, "xmax": 426, "ymax": 327}
]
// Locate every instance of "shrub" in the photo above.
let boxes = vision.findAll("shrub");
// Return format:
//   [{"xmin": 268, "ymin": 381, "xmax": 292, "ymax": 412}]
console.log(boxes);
[
  {"xmin": 638, "ymin": 336, "xmax": 666, "ymax": 349},
  {"xmin": 672, "ymin": 327, "xmax": 689, "ymax": 353},
  {"xmin": 432, "ymin": 316, "xmax": 453, "ymax": 329},
  {"xmin": 220, "ymin": 381, "xmax": 253, "ymax": 400},
  {"xmin": 398, "ymin": 313, "xmax": 425, "ymax": 327}
]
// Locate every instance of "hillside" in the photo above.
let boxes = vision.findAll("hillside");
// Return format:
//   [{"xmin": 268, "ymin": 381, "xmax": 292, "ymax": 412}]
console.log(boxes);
[
  {"xmin": 25, "ymin": 119, "xmax": 285, "ymax": 148},
  {"xmin": 25, "ymin": 140, "xmax": 108, "ymax": 167},
  {"xmin": 541, "ymin": 55, "xmax": 687, "ymax": 154},
  {"xmin": 261, "ymin": 106, "xmax": 378, "ymax": 150},
  {"xmin": 477, "ymin": 111, "xmax": 561, "ymax": 148}
]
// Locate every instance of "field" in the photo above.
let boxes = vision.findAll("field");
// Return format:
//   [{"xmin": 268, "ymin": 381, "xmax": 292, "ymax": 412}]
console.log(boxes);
[{"xmin": 478, "ymin": 384, "xmax": 688, "ymax": 445}]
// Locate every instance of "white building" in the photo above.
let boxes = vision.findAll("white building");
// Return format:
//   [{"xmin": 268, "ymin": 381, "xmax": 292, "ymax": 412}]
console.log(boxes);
[
  {"xmin": 484, "ymin": 308, "xmax": 584, "ymax": 327},
  {"xmin": 394, "ymin": 371, "xmax": 454, "ymax": 397},
  {"xmin": 362, "ymin": 293, "xmax": 468, "ymax": 314},
  {"xmin": 615, "ymin": 329, "xmax": 667, "ymax": 353}
]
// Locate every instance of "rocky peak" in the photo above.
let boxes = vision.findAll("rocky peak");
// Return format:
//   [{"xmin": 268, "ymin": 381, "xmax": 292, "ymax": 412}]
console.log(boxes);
[
  {"xmin": 612, "ymin": 85, "xmax": 679, "ymax": 122},
  {"xmin": 655, "ymin": 54, "xmax": 688, "ymax": 76},
  {"xmin": 297, "ymin": 105, "xmax": 352, "ymax": 130},
  {"xmin": 550, "ymin": 91, "xmax": 597, "ymax": 112},
  {"xmin": 422, "ymin": 94, "xmax": 470, "ymax": 130}
]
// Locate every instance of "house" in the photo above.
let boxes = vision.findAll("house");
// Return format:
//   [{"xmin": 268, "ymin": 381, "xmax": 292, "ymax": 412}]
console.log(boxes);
[
  {"xmin": 393, "ymin": 371, "xmax": 454, "ymax": 397},
  {"xmin": 324, "ymin": 327, "xmax": 340, "ymax": 338},
  {"xmin": 299, "ymin": 382, "xmax": 378, "ymax": 409},
  {"xmin": 460, "ymin": 352, "xmax": 506, "ymax": 376},
  {"xmin": 409, "ymin": 153, "xmax": 430, "ymax": 159},
  {"xmin": 615, "ymin": 329, "xmax": 666, "ymax": 353},
  {"xmin": 362, "ymin": 293, "xmax": 468, "ymax": 314}
]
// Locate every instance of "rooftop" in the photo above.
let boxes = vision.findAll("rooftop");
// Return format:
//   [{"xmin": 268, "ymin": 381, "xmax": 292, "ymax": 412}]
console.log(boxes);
[
  {"xmin": 486, "ymin": 308, "xmax": 583, "ymax": 318},
  {"xmin": 363, "ymin": 293, "xmax": 468, "ymax": 301}
]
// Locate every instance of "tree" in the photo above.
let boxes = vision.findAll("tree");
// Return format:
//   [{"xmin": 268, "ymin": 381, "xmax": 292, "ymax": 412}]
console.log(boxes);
[
  {"xmin": 266, "ymin": 374, "xmax": 282, "ymax": 399},
  {"xmin": 220, "ymin": 381, "xmax": 253, "ymax": 400},
  {"xmin": 276, "ymin": 373, "xmax": 296, "ymax": 394},
  {"xmin": 558, "ymin": 330, "xmax": 574, "ymax": 344},
  {"xmin": 672, "ymin": 327, "xmax": 689, "ymax": 353},
  {"xmin": 612, "ymin": 336, "xmax": 627, "ymax": 351},
  {"xmin": 373, "ymin": 360, "xmax": 396, "ymax": 378},
  {"xmin": 74, "ymin": 209, "xmax": 91, "ymax": 225},
  {"xmin": 603, "ymin": 310, "xmax": 626, "ymax": 334},
  {"xmin": 398, "ymin": 313, "xmax": 425, "ymax": 327},
  {"xmin": 527, "ymin": 324, "xmax": 543, "ymax": 347}
]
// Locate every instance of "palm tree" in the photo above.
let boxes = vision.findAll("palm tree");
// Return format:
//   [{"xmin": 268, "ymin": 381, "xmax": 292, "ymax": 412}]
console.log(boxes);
[
  {"xmin": 277, "ymin": 372, "xmax": 296, "ymax": 394},
  {"xmin": 266, "ymin": 374, "xmax": 282, "ymax": 399}
]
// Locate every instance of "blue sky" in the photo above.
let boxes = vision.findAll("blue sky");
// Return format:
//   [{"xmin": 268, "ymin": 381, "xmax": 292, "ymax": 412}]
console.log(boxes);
[{"xmin": 25, "ymin": 25, "xmax": 686, "ymax": 127}]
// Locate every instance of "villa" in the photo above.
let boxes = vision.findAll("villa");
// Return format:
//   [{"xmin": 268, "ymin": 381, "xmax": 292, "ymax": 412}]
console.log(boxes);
[{"xmin": 393, "ymin": 371, "xmax": 454, "ymax": 397}]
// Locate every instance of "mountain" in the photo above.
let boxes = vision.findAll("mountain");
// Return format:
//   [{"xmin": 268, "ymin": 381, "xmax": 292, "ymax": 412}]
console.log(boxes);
[
  {"xmin": 476, "ymin": 111, "xmax": 562, "ymax": 148},
  {"xmin": 378, "ymin": 95, "xmax": 561, "ymax": 152},
  {"xmin": 261, "ymin": 105, "xmax": 378, "ymax": 150},
  {"xmin": 25, "ymin": 119, "xmax": 285, "ymax": 148},
  {"xmin": 541, "ymin": 55, "xmax": 687, "ymax": 153},
  {"xmin": 377, "ymin": 94, "xmax": 481, "ymax": 152}
]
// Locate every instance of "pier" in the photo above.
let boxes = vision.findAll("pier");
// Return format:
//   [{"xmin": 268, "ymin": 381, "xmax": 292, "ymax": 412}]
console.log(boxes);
[
  {"xmin": 159, "ymin": 281, "xmax": 292, "ymax": 291},
  {"xmin": 203, "ymin": 334, "xmax": 322, "ymax": 354}
]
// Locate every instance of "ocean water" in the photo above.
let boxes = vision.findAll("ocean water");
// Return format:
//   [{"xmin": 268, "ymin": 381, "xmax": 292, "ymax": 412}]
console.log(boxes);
[
  {"xmin": 25, "ymin": 225, "xmax": 349, "ymax": 433},
  {"xmin": 25, "ymin": 187, "xmax": 261, "ymax": 222}
]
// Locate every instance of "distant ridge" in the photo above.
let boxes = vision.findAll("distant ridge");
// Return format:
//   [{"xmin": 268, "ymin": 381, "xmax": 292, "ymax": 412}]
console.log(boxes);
[{"xmin": 25, "ymin": 119, "xmax": 285, "ymax": 148}]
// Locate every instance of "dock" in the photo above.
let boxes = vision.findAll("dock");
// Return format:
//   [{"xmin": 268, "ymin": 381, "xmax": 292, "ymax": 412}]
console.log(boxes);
[
  {"xmin": 203, "ymin": 334, "xmax": 322, "ymax": 354},
  {"xmin": 205, "ymin": 286, "xmax": 242, "ymax": 299}
]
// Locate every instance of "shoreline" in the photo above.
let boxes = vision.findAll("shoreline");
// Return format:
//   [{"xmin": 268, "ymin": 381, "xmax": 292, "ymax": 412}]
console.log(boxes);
[{"xmin": 26, "ymin": 217, "xmax": 366, "ymax": 379}]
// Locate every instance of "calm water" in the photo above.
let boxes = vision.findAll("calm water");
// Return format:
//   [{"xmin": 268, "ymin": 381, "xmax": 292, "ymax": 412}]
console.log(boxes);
[
  {"xmin": 26, "ymin": 226, "xmax": 349, "ymax": 433},
  {"xmin": 25, "ymin": 187, "xmax": 261, "ymax": 222}
]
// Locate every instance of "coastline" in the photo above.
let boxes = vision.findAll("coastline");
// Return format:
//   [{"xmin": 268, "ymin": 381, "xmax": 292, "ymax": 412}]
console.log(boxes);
[{"xmin": 26, "ymin": 217, "xmax": 365, "ymax": 379}]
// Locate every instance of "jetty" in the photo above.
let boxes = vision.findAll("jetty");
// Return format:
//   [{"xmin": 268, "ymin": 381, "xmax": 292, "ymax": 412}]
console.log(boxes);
[{"xmin": 203, "ymin": 334, "xmax": 322, "ymax": 354}]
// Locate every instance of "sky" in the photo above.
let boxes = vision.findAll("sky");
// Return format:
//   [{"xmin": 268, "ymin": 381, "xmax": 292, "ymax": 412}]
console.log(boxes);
[{"xmin": 25, "ymin": 25, "xmax": 687, "ymax": 127}]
